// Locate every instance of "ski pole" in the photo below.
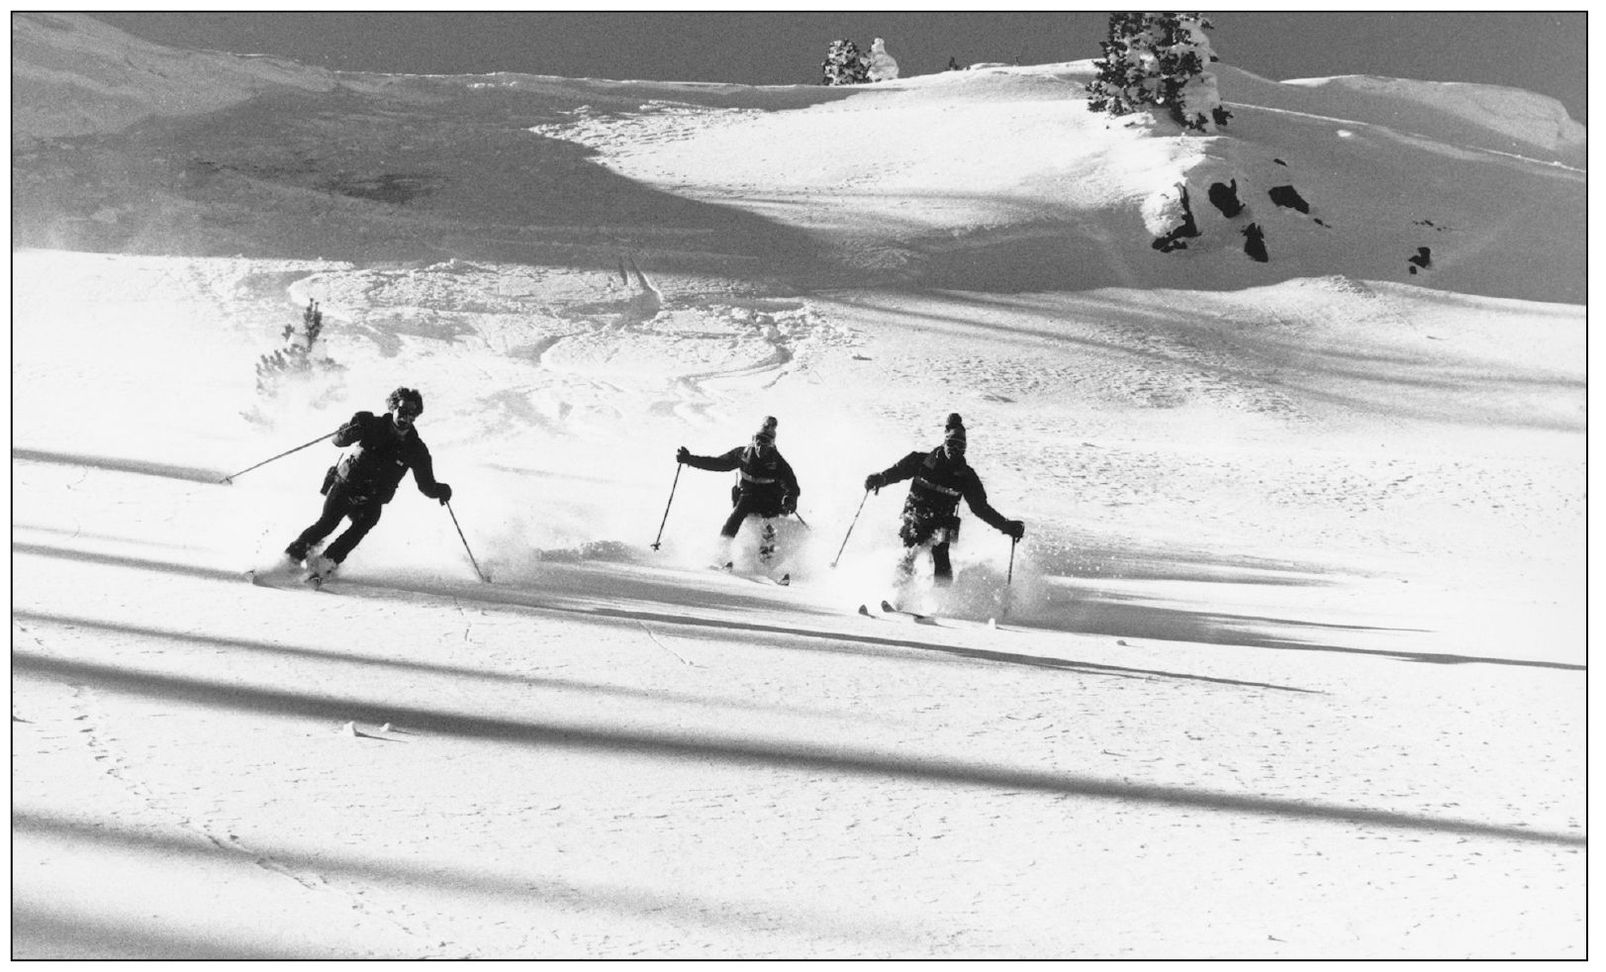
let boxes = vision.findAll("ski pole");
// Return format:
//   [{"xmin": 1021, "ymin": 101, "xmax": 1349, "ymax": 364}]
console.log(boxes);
[
  {"xmin": 830, "ymin": 490, "xmax": 870, "ymax": 568},
  {"xmin": 792, "ymin": 511, "xmax": 811, "ymax": 530},
  {"xmin": 1007, "ymin": 535, "xmax": 1019, "ymax": 585},
  {"xmin": 650, "ymin": 462, "xmax": 683, "ymax": 550},
  {"xmin": 219, "ymin": 429, "xmax": 337, "ymax": 484},
  {"xmin": 446, "ymin": 500, "xmax": 489, "ymax": 582}
]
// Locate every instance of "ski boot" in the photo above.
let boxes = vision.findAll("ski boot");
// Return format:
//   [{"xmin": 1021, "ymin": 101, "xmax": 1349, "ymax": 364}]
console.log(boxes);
[{"xmin": 304, "ymin": 553, "xmax": 339, "ymax": 588}]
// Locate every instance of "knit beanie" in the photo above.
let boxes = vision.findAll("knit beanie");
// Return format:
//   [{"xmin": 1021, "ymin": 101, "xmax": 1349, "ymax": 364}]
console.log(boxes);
[
  {"xmin": 944, "ymin": 412, "xmax": 965, "ymax": 446},
  {"xmin": 754, "ymin": 415, "xmax": 778, "ymax": 445}
]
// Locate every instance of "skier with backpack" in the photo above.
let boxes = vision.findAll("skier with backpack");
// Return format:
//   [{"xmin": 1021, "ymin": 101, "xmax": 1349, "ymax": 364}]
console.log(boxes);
[
  {"xmin": 863, "ymin": 413, "xmax": 1024, "ymax": 586},
  {"xmin": 283, "ymin": 386, "xmax": 453, "ymax": 584},
  {"xmin": 676, "ymin": 416, "xmax": 800, "ymax": 569}
]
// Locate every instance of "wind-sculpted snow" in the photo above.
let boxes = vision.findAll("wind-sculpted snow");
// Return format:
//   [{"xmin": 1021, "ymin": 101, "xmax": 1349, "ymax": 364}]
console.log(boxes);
[{"xmin": 1272, "ymin": 72, "xmax": 1585, "ymax": 161}]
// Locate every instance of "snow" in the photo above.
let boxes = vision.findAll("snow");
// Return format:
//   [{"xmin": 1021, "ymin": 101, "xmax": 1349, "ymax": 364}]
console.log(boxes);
[
  {"xmin": 10, "ymin": 13, "xmax": 1585, "ymax": 960},
  {"xmin": 867, "ymin": 38, "xmax": 900, "ymax": 83}
]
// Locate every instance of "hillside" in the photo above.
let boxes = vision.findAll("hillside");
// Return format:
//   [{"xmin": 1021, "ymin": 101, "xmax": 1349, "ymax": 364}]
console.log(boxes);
[
  {"xmin": 11, "ymin": 14, "xmax": 1585, "ymax": 302},
  {"xmin": 11, "ymin": 13, "xmax": 1585, "ymax": 960}
]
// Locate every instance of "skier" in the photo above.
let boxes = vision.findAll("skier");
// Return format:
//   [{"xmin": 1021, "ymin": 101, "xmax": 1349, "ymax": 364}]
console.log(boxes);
[
  {"xmin": 863, "ymin": 413, "xmax": 1024, "ymax": 586},
  {"xmin": 676, "ymin": 416, "xmax": 800, "ymax": 567},
  {"xmin": 283, "ymin": 386, "xmax": 453, "ymax": 582}
]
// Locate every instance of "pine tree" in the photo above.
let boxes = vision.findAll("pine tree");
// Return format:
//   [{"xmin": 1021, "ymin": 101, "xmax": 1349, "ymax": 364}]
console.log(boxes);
[
  {"xmin": 1086, "ymin": 13, "xmax": 1229, "ymax": 132},
  {"xmin": 255, "ymin": 298, "xmax": 342, "ymax": 396},
  {"xmin": 821, "ymin": 39, "xmax": 870, "ymax": 86}
]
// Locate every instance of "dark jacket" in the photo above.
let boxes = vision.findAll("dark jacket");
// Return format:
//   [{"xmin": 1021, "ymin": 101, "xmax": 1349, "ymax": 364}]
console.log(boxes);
[
  {"xmin": 876, "ymin": 448, "xmax": 1009, "ymax": 531},
  {"xmin": 329, "ymin": 411, "xmax": 444, "ymax": 505},
  {"xmin": 683, "ymin": 444, "xmax": 800, "ymax": 505}
]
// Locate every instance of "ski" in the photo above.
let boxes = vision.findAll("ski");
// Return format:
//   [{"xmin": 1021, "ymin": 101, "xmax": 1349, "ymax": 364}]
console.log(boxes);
[
  {"xmin": 711, "ymin": 563, "xmax": 790, "ymax": 586},
  {"xmin": 245, "ymin": 562, "xmax": 297, "ymax": 587},
  {"xmin": 880, "ymin": 599, "xmax": 938, "ymax": 624},
  {"xmin": 245, "ymin": 557, "xmax": 335, "ymax": 592},
  {"xmin": 855, "ymin": 600, "xmax": 930, "ymax": 623},
  {"xmin": 858, "ymin": 600, "xmax": 1003, "ymax": 630}
]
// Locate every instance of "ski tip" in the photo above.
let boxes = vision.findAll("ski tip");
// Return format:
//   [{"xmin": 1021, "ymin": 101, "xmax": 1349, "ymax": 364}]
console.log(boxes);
[
  {"xmin": 778, "ymin": 573, "xmax": 791, "ymax": 586},
  {"xmin": 857, "ymin": 604, "xmax": 872, "ymax": 616},
  {"xmin": 880, "ymin": 599, "xmax": 896, "ymax": 612}
]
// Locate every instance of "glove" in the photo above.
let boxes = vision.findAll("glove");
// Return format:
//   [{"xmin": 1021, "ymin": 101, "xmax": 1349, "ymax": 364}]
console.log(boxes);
[
  {"xmin": 1004, "ymin": 519, "xmax": 1025, "ymax": 541},
  {"xmin": 676, "ymin": 446, "xmax": 690, "ymax": 464},
  {"xmin": 781, "ymin": 494, "xmax": 797, "ymax": 515},
  {"xmin": 864, "ymin": 473, "xmax": 885, "ymax": 492},
  {"xmin": 336, "ymin": 411, "xmax": 372, "ymax": 441},
  {"xmin": 435, "ymin": 483, "xmax": 453, "ymax": 506}
]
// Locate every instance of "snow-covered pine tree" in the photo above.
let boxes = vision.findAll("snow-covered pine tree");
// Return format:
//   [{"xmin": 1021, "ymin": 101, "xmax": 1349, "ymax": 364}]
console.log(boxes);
[
  {"xmin": 866, "ymin": 37, "xmax": 900, "ymax": 82},
  {"xmin": 254, "ymin": 298, "xmax": 343, "ymax": 400},
  {"xmin": 1086, "ymin": 13, "xmax": 1230, "ymax": 132},
  {"xmin": 821, "ymin": 39, "xmax": 870, "ymax": 85}
]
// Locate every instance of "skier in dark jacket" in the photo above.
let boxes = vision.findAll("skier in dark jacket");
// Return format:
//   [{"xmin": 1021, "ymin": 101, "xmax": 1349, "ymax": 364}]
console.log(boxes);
[
  {"xmin": 284, "ymin": 386, "xmax": 452, "ymax": 579},
  {"xmin": 864, "ymin": 413, "xmax": 1024, "ymax": 585},
  {"xmin": 677, "ymin": 416, "xmax": 800, "ymax": 566}
]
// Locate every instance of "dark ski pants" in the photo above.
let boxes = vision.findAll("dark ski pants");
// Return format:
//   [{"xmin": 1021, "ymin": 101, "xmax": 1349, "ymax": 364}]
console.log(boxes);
[
  {"xmin": 292, "ymin": 484, "xmax": 383, "ymax": 564},
  {"xmin": 900, "ymin": 505, "xmax": 959, "ymax": 585},
  {"xmin": 720, "ymin": 493, "xmax": 782, "ymax": 537},
  {"xmin": 900, "ymin": 542, "xmax": 954, "ymax": 584}
]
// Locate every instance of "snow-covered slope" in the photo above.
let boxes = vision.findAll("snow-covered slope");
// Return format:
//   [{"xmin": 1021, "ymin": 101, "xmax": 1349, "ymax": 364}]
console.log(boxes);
[
  {"xmin": 11, "ymin": 12, "xmax": 338, "ymax": 139},
  {"xmin": 11, "ymin": 14, "xmax": 1585, "ymax": 959},
  {"xmin": 13, "ymin": 19, "xmax": 1584, "ymax": 302}
]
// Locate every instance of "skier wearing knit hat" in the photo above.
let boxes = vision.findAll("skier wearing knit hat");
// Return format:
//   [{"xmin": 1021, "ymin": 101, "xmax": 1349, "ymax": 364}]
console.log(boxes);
[
  {"xmin": 677, "ymin": 416, "xmax": 801, "ymax": 567},
  {"xmin": 863, "ymin": 413, "xmax": 1024, "ymax": 585},
  {"xmin": 283, "ymin": 386, "xmax": 453, "ymax": 585}
]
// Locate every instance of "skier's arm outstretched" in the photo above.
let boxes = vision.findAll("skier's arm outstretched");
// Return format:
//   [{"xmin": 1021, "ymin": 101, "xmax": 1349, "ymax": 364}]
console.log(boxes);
[
  {"xmin": 676, "ymin": 446, "xmax": 743, "ymax": 472},
  {"xmin": 862, "ymin": 451, "xmax": 926, "ymax": 492},
  {"xmin": 960, "ymin": 470, "xmax": 1025, "ymax": 539}
]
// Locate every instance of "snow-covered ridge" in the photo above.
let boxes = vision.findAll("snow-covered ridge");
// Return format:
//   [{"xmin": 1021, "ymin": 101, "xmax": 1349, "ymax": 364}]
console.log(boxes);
[
  {"xmin": 1279, "ymin": 74, "xmax": 1584, "ymax": 156},
  {"xmin": 12, "ymin": 14, "xmax": 1583, "ymax": 304},
  {"xmin": 11, "ymin": 12, "xmax": 339, "ymax": 139}
]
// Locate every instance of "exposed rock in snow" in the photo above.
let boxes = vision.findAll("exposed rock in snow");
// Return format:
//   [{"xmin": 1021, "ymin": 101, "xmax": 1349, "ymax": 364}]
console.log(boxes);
[
  {"xmin": 1144, "ymin": 183, "xmax": 1200, "ymax": 252},
  {"xmin": 1267, "ymin": 184, "xmax": 1310, "ymax": 214},
  {"xmin": 1208, "ymin": 180, "xmax": 1246, "ymax": 218}
]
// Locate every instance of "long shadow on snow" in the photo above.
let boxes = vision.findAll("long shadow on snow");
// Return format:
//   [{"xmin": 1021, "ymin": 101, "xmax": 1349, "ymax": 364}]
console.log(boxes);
[
  {"xmin": 12, "ymin": 812, "xmax": 917, "ymax": 952},
  {"xmin": 1053, "ymin": 586, "xmax": 1585, "ymax": 671},
  {"xmin": 11, "ymin": 903, "xmax": 287, "ymax": 961},
  {"xmin": 13, "ymin": 542, "xmax": 1315, "ymax": 694},
  {"xmin": 11, "ymin": 650, "xmax": 1581, "ymax": 849},
  {"xmin": 832, "ymin": 290, "xmax": 1584, "ymax": 432},
  {"xmin": 12, "ymin": 609, "xmax": 844, "ymax": 721},
  {"xmin": 14, "ymin": 447, "xmax": 224, "ymax": 484}
]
